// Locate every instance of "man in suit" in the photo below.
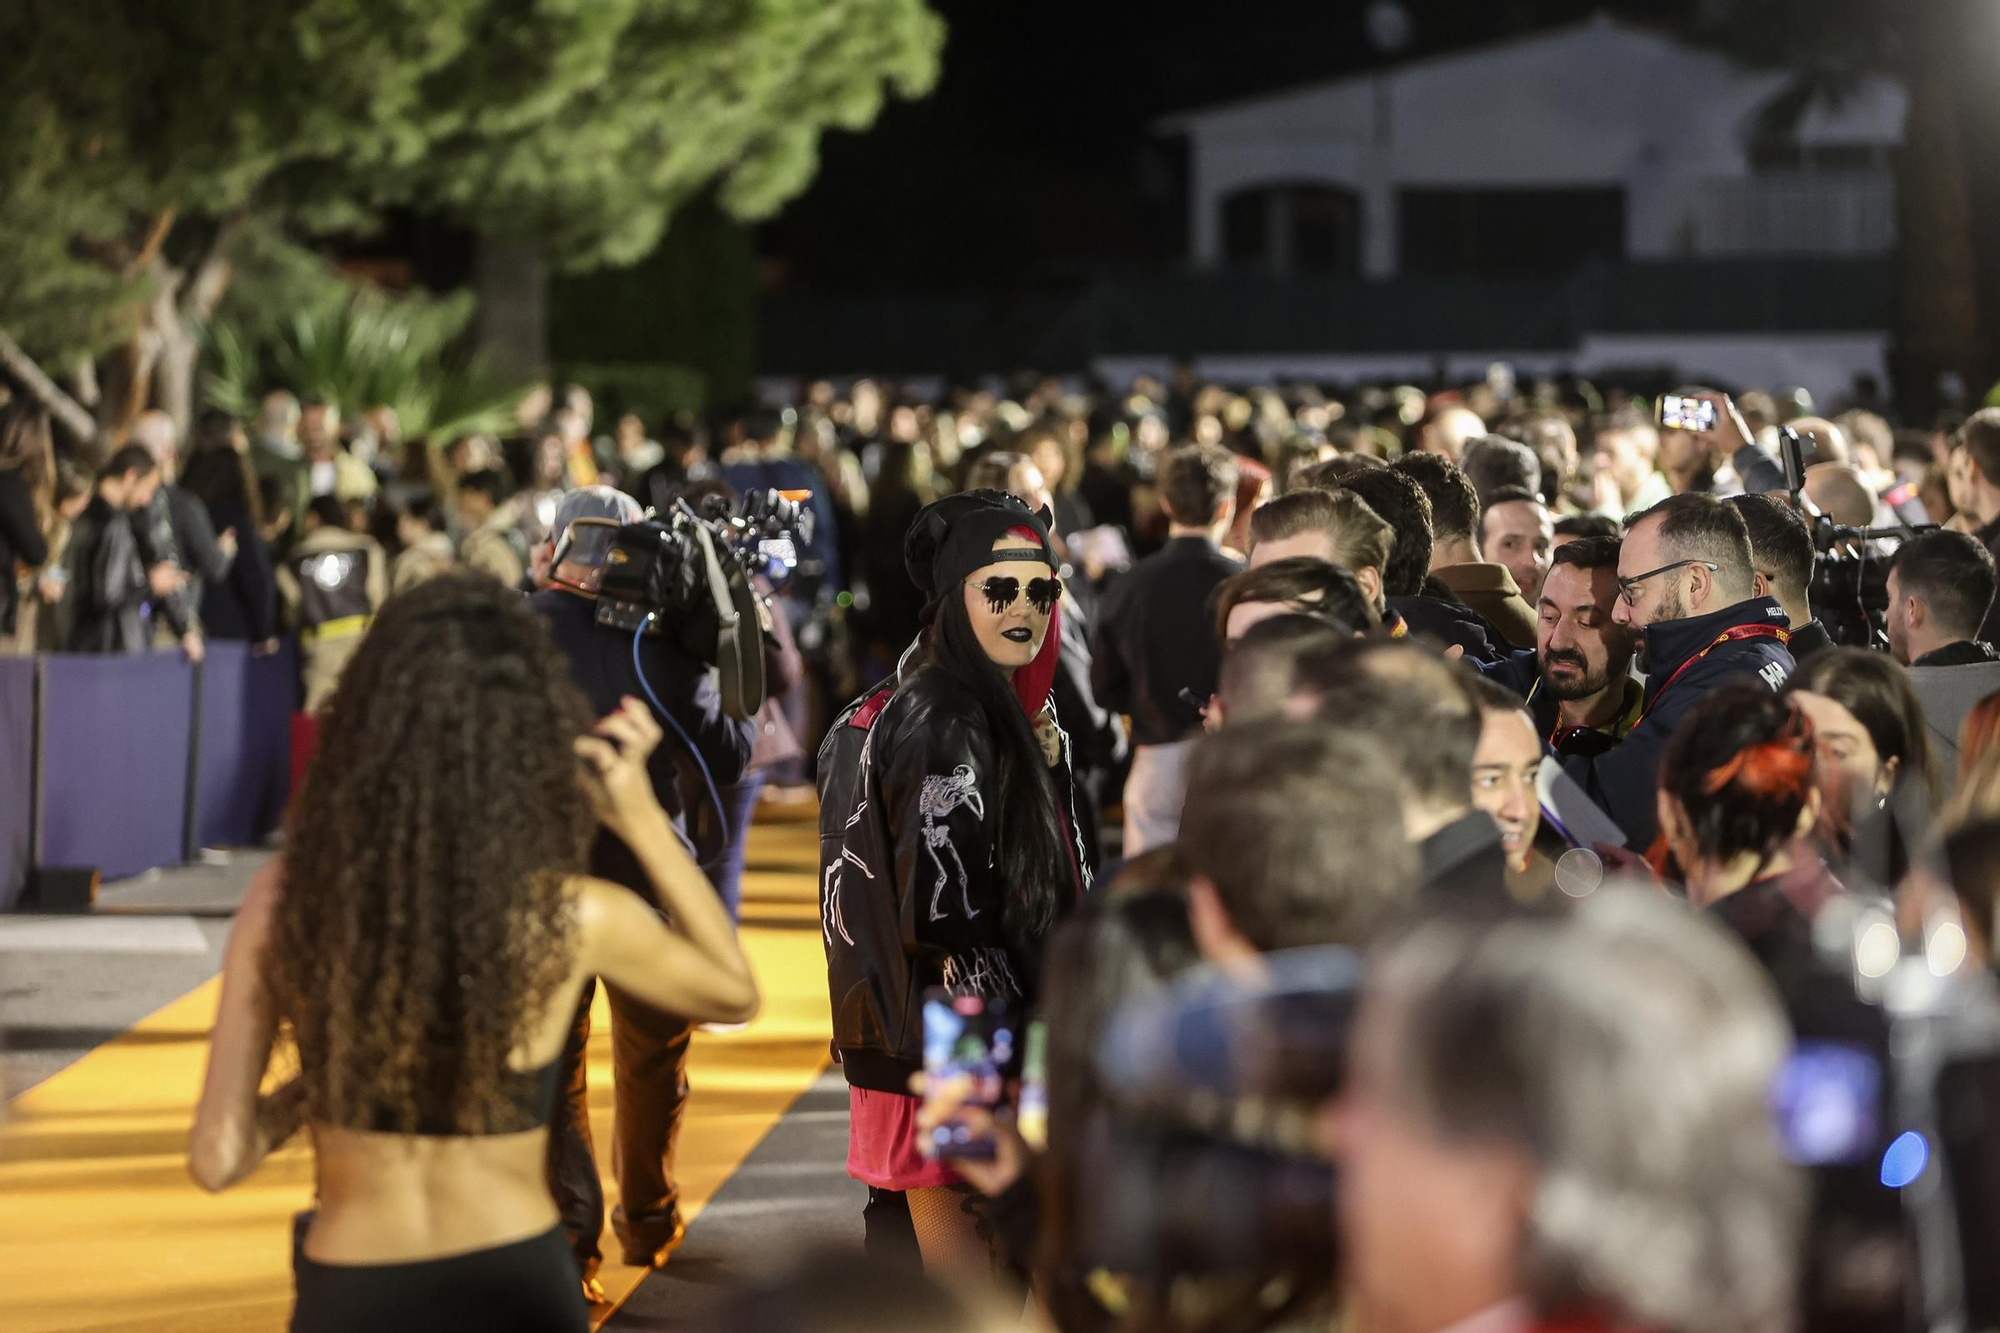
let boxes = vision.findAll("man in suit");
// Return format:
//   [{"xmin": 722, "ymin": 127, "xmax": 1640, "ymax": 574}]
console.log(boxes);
[{"xmin": 1091, "ymin": 442, "xmax": 1241, "ymax": 855}]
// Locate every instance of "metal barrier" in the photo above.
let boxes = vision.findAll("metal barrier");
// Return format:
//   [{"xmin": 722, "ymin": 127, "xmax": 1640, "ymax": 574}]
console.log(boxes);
[{"xmin": 2, "ymin": 640, "xmax": 295, "ymax": 911}]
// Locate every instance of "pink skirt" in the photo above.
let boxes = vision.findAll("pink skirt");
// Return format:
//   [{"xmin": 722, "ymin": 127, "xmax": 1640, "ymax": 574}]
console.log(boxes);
[{"xmin": 846, "ymin": 1087, "xmax": 958, "ymax": 1190}]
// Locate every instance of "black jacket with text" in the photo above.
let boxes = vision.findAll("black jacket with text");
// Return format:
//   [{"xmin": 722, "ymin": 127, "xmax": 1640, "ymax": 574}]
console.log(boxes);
[
  {"xmin": 1562, "ymin": 595, "xmax": 1795, "ymax": 850},
  {"xmin": 818, "ymin": 663, "xmax": 1089, "ymax": 1093}
]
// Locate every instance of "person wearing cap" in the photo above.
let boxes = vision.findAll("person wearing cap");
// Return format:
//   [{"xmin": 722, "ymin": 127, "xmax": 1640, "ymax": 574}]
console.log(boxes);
[
  {"xmin": 529, "ymin": 484, "xmax": 756, "ymax": 1298},
  {"xmin": 825, "ymin": 488, "xmax": 1090, "ymax": 1280}
]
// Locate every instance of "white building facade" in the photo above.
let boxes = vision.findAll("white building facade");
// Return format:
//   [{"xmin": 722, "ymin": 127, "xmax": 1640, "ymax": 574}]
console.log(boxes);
[{"xmin": 1160, "ymin": 16, "xmax": 1904, "ymax": 279}]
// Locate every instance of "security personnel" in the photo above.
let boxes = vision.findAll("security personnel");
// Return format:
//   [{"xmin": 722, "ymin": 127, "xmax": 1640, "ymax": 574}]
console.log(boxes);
[{"xmin": 276, "ymin": 496, "xmax": 386, "ymax": 712}]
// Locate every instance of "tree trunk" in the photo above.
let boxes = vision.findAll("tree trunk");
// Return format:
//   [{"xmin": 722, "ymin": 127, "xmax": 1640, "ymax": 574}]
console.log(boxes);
[
  {"xmin": 0, "ymin": 326, "xmax": 100, "ymax": 460},
  {"xmin": 1889, "ymin": 64, "xmax": 1982, "ymax": 419},
  {"xmin": 153, "ymin": 319, "xmax": 200, "ymax": 438},
  {"xmin": 154, "ymin": 233, "xmax": 238, "ymax": 438},
  {"xmin": 475, "ymin": 234, "xmax": 550, "ymax": 385}
]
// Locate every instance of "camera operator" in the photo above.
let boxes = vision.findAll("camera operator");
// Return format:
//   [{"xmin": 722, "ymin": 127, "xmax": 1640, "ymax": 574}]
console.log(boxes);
[
  {"xmin": 1569, "ymin": 493, "xmax": 1794, "ymax": 849},
  {"xmin": 529, "ymin": 486, "xmax": 755, "ymax": 1297},
  {"xmin": 1885, "ymin": 529, "xmax": 2000, "ymax": 777},
  {"xmin": 1728, "ymin": 493, "xmax": 1833, "ymax": 663},
  {"xmin": 1332, "ymin": 890, "xmax": 1802, "ymax": 1333}
]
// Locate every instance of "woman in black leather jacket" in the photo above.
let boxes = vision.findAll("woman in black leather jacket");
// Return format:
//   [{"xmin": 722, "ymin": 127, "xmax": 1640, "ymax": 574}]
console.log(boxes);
[{"xmin": 828, "ymin": 488, "xmax": 1088, "ymax": 1276}]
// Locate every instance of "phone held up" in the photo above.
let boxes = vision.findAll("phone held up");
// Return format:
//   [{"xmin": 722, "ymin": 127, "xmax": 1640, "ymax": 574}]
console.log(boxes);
[
  {"xmin": 920, "ymin": 988, "xmax": 1018, "ymax": 1161},
  {"xmin": 1656, "ymin": 394, "xmax": 1718, "ymax": 434}
]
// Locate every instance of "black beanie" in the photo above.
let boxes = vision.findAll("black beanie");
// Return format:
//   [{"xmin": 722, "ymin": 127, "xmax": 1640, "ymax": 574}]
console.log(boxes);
[{"xmin": 904, "ymin": 489, "xmax": 1058, "ymax": 626}]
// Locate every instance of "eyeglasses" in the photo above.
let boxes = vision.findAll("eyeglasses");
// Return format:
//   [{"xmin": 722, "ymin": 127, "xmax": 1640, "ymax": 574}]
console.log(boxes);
[
  {"xmin": 1616, "ymin": 559, "xmax": 1717, "ymax": 606},
  {"xmin": 966, "ymin": 575, "xmax": 1062, "ymax": 615}
]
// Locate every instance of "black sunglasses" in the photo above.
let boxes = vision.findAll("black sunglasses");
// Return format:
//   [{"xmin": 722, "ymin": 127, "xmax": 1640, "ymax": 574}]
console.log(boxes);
[{"xmin": 967, "ymin": 575, "xmax": 1062, "ymax": 615}]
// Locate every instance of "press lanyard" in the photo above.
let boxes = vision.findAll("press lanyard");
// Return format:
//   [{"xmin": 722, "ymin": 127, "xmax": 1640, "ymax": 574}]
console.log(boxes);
[{"xmin": 1634, "ymin": 623, "xmax": 1790, "ymax": 729}]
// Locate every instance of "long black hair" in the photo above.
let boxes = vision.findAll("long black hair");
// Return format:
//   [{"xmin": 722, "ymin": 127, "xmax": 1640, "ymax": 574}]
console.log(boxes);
[{"xmin": 924, "ymin": 587, "xmax": 1071, "ymax": 956}]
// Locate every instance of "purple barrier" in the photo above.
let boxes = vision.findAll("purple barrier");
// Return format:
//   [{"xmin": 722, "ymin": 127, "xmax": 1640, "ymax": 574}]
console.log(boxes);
[
  {"xmin": 193, "ymin": 639, "xmax": 295, "ymax": 849},
  {"xmin": 0, "ymin": 657, "xmax": 35, "ymax": 910},
  {"xmin": 38, "ymin": 651, "xmax": 196, "ymax": 881}
]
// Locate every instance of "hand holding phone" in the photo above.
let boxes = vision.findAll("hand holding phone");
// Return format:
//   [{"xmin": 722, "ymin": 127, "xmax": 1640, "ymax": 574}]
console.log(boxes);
[
  {"xmin": 1656, "ymin": 394, "xmax": 1719, "ymax": 434},
  {"xmin": 919, "ymin": 989, "xmax": 1015, "ymax": 1162}
]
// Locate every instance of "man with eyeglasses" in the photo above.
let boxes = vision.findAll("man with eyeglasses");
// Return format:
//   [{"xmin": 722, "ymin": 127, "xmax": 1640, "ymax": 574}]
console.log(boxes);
[{"xmin": 1564, "ymin": 493, "xmax": 1794, "ymax": 849}]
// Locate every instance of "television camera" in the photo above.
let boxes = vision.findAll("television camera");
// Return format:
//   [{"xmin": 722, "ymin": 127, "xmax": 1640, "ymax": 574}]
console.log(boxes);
[
  {"xmin": 576, "ymin": 487, "xmax": 812, "ymax": 722},
  {"xmin": 1780, "ymin": 426, "xmax": 1937, "ymax": 650}
]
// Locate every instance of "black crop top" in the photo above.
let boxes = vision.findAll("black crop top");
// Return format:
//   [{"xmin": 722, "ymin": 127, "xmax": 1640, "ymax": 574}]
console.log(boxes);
[{"xmin": 347, "ymin": 1057, "xmax": 563, "ymax": 1137}]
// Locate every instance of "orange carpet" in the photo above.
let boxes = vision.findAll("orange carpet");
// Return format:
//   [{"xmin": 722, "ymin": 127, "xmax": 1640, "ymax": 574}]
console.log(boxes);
[{"xmin": 0, "ymin": 814, "xmax": 829, "ymax": 1333}]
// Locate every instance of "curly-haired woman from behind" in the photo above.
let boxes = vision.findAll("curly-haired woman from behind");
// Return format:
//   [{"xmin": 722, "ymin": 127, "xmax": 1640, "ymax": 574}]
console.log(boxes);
[{"xmin": 190, "ymin": 573, "xmax": 759, "ymax": 1332}]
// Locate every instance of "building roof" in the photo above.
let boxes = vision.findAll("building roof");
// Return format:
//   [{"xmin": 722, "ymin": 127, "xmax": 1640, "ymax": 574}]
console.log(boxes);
[{"xmin": 1153, "ymin": 14, "xmax": 1902, "ymax": 150}]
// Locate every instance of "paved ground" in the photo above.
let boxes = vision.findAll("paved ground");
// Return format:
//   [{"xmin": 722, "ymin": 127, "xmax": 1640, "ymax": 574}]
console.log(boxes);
[
  {"xmin": 0, "ymin": 852, "xmax": 271, "ymax": 1097},
  {"xmin": 605, "ymin": 1069, "xmax": 865, "ymax": 1330}
]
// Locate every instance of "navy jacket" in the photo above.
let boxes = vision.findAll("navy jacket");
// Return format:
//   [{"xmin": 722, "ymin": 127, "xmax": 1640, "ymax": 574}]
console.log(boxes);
[
  {"xmin": 1563, "ymin": 595, "xmax": 1794, "ymax": 850},
  {"xmin": 533, "ymin": 588, "xmax": 754, "ymax": 879},
  {"xmin": 197, "ymin": 498, "xmax": 277, "ymax": 643},
  {"xmin": 1388, "ymin": 594, "xmax": 1503, "ymax": 665}
]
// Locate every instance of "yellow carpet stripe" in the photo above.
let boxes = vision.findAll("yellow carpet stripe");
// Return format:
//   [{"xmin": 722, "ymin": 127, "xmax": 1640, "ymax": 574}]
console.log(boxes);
[{"xmin": 0, "ymin": 814, "xmax": 831, "ymax": 1333}]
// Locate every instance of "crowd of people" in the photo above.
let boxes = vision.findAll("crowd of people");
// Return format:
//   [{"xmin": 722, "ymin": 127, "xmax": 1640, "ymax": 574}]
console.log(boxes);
[{"xmin": 6, "ymin": 360, "xmax": 1995, "ymax": 1331}]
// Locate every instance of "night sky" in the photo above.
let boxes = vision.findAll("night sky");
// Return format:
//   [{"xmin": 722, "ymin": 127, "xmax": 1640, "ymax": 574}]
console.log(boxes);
[{"xmin": 758, "ymin": 0, "xmax": 1701, "ymax": 292}]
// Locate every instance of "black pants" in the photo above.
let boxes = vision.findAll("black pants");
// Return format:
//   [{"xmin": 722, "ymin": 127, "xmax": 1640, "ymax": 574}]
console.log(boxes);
[
  {"xmin": 292, "ymin": 1225, "xmax": 587, "ymax": 1332},
  {"xmin": 546, "ymin": 975, "xmax": 692, "ymax": 1277}
]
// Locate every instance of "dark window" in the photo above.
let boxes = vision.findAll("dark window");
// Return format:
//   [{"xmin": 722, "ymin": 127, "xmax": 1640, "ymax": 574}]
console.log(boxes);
[
  {"xmin": 1221, "ymin": 183, "xmax": 1362, "ymax": 273},
  {"xmin": 1291, "ymin": 186, "xmax": 1362, "ymax": 272},
  {"xmin": 1748, "ymin": 140, "xmax": 1887, "ymax": 171},
  {"xmin": 1223, "ymin": 189, "xmax": 1271, "ymax": 265},
  {"xmin": 1398, "ymin": 187, "xmax": 1626, "ymax": 275}
]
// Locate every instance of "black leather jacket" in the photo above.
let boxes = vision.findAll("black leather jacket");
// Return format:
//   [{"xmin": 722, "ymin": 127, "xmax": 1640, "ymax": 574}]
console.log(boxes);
[
  {"xmin": 819, "ymin": 661, "xmax": 1090, "ymax": 1093},
  {"xmin": 66, "ymin": 495, "xmax": 150, "ymax": 653}
]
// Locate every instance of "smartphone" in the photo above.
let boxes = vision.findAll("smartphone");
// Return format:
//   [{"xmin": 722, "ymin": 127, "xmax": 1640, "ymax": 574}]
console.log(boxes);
[
  {"xmin": 1657, "ymin": 394, "xmax": 1719, "ymax": 433},
  {"xmin": 1015, "ymin": 1020, "xmax": 1049, "ymax": 1152},
  {"xmin": 1771, "ymin": 1041, "xmax": 1882, "ymax": 1167},
  {"xmin": 1536, "ymin": 757, "xmax": 1627, "ymax": 850},
  {"xmin": 920, "ymin": 989, "xmax": 1016, "ymax": 1160}
]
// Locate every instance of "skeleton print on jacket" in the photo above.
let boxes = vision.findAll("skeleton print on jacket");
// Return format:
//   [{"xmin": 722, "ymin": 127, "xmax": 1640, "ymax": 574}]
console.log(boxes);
[
  {"xmin": 850, "ymin": 670, "xmax": 1082, "ymax": 1002},
  {"xmin": 816, "ymin": 662, "xmax": 1090, "ymax": 1090}
]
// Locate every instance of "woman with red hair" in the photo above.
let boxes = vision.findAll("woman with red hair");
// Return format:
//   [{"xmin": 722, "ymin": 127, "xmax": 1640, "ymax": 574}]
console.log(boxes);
[{"xmin": 1655, "ymin": 682, "xmax": 1832, "ymax": 972}]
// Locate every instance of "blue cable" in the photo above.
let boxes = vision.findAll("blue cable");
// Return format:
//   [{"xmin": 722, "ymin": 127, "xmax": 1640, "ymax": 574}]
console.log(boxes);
[{"xmin": 632, "ymin": 618, "xmax": 729, "ymax": 859}]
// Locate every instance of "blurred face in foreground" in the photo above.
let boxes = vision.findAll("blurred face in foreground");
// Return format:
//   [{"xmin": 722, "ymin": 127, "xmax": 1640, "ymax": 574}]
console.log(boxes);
[
  {"xmin": 1791, "ymin": 688, "xmax": 1892, "ymax": 837},
  {"xmin": 1331, "ymin": 992, "xmax": 1532, "ymax": 1333},
  {"xmin": 1472, "ymin": 707, "xmax": 1543, "ymax": 871}
]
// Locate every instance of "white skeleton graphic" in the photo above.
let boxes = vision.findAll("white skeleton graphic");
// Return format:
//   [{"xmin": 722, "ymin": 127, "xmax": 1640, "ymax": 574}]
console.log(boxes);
[
  {"xmin": 942, "ymin": 947, "xmax": 1022, "ymax": 1000},
  {"xmin": 921, "ymin": 764, "xmax": 986, "ymax": 921},
  {"xmin": 822, "ymin": 729, "xmax": 878, "ymax": 950}
]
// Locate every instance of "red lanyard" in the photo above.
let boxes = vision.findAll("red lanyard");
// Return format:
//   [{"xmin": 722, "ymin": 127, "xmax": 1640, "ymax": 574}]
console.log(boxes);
[{"xmin": 1636, "ymin": 623, "xmax": 1790, "ymax": 728}]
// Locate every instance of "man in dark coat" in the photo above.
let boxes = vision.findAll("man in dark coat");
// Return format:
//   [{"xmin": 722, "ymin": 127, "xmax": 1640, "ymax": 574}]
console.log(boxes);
[{"xmin": 1564, "ymin": 494, "xmax": 1795, "ymax": 849}]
